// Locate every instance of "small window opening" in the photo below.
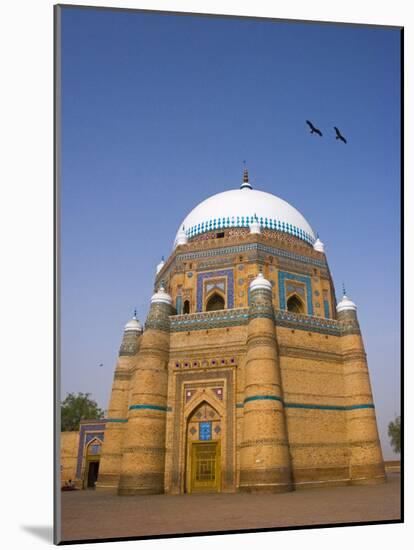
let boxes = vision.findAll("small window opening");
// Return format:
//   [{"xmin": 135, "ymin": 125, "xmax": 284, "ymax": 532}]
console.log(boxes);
[
  {"xmin": 183, "ymin": 300, "xmax": 190, "ymax": 314},
  {"xmin": 206, "ymin": 293, "xmax": 225, "ymax": 312},
  {"xmin": 287, "ymin": 294, "xmax": 305, "ymax": 314}
]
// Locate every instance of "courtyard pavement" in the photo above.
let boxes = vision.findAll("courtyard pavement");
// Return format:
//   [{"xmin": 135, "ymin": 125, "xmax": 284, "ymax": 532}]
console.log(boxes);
[{"xmin": 60, "ymin": 472, "xmax": 401, "ymax": 543}]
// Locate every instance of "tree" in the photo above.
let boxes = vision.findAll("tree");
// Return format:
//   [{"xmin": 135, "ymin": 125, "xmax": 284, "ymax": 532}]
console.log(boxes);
[
  {"xmin": 61, "ymin": 392, "xmax": 104, "ymax": 432},
  {"xmin": 388, "ymin": 415, "xmax": 401, "ymax": 454}
]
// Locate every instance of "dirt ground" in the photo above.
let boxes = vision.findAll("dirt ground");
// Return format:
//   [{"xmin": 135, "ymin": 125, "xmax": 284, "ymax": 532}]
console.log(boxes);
[{"xmin": 60, "ymin": 472, "xmax": 401, "ymax": 543}]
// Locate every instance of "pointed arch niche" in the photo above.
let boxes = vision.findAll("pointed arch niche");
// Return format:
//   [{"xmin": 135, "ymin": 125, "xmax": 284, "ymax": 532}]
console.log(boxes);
[
  {"xmin": 184, "ymin": 398, "xmax": 224, "ymax": 493},
  {"xmin": 205, "ymin": 292, "xmax": 225, "ymax": 311},
  {"xmin": 83, "ymin": 437, "xmax": 102, "ymax": 489},
  {"xmin": 286, "ymin": 293, "xmax": 305, "ymax": 314}
]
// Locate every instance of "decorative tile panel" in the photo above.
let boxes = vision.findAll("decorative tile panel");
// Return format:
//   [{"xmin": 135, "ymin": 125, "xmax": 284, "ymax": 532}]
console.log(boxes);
[
  {"xmin": 278, "ymin": 271, "xmax": 313, "ymax": 315},
  {"xmin": 185, "ymin": 389, "xmax": 196, "ymax": 402},
  {"xmin": 185, "ymin": 216, "xmax": 314, "ymax": 245},
  {"xmin": 169, "ymin": 306, "xmax": 342, "ymax": 335},
  {"xmin": 205, "ymin": 281, "xmax": 225, "ymax": 294},
  {"xmin": 177, "ymin": 243, "xmax": 326, "ymax": 269},
  {"xmin": 196, "ymin": 269, "xmax": 234, "ymax": 312},
  {"xmin": 212, "ymin": 388, "xmax": 223, "ymax": 400},
  {"xmin": 170, "ymin": 308, "xmax": 249, "ymax": 331},
  {"xmin": 199, "ymin": 421, "xmax": 212, "ymax": 441},
  {"xmin": 286, "ymin": 282, "xmax": 305, "ymax": 296},
  {"xmin": 274, "ymin": 309, "xmax": 340, "ymax": 335}
]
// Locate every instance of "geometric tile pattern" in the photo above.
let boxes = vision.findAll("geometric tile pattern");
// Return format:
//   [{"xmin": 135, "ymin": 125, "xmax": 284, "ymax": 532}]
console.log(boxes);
[
  {"xmin": 177, "ymin": 242, "xmax": 326, "ymax": 269},
  {"xmin": 170, "ymin": 307, "xmax": 342, "ymax": 335},
  {"xmin": 185, "ymin": 216, "xmax": 314, "ymax": 245},
  {"xmin": 199, "ymin": 421, "xmax": 212, "ymax": 441},
  {"xmin": 278, "ymin": 270, "xmax": 313, "ymax": 315},
  {"xmin": 197, "ymin": 269, "xmax": 234, "ymax": 312}
]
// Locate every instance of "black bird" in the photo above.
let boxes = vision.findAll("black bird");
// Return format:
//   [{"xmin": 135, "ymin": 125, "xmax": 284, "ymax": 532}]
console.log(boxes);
[
  {"xmin": 334, "ymin": 126, "xmax": 347, "ymax": 143},
  {"xmin": 306, "ymin": 120, "xmax": 323, "ymax": 137}
]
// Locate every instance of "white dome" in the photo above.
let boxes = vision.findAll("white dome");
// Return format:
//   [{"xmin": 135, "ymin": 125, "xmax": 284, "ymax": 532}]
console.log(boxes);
[
  {"xmin": 250, "ymin": 272, "xmax": 272, "ymax": 292},
  {"xmin": 174, "ymin": 187, "xmax": 316, "ymax": 247},
  {"xmin": 151, "ymin": 286, "xmax": 173, "ymax": 306},
  {"xmin": 336, "ymin": 294, "xmax": 357, "ymax": 313},
  {"xmin": 124, "ymin": 316, "xmax": 143, "ymax": 332}
]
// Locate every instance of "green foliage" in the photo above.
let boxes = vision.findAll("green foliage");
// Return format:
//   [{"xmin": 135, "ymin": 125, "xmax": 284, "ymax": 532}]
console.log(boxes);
[
  {"xmin": 388, "ymin": 415, "xmax": 401, "ymax": 454},
  {"xmin": 61, "ymin": 392, "xmax": 104, "ymax": 432}
]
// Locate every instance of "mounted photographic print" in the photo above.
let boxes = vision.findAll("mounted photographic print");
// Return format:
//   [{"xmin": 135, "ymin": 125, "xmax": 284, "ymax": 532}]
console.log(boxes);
[{"xmin": 55, "ymin": 4, "xmax": 402, "ymax": 545}]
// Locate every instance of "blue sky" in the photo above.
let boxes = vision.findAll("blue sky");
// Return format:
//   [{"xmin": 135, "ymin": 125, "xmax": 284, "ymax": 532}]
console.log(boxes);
[{"xmin": 60, "ymin": 7, "xmax": 401, "ymax": 458}]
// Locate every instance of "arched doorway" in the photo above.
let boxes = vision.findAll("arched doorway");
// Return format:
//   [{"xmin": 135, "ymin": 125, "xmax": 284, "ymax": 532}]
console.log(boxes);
[
  {"xmin": 83, "ymin": 438, "xmax": 102, "ymax": 489},
  {"xmin": 205, "ymin": 293, "xmax": 225, "ymax": 312},
  {"xmin": 186, "ymin": 402, "xmax": 221, "ymax": 493},
  {"xmin": 183, "ymin": 300, "xmax": 190, "ymax": 314},
  {"xmin": 287, "ymin": 294, "xmax": 305, "ymax": 314}
]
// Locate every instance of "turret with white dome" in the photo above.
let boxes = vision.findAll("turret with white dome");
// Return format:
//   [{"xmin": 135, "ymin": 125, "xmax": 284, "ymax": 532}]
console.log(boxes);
[
  {"xmin": 151, "ymin": 285, "xmax": 173, "ymax": 306},
  {"xmin": 249, "ymin": 271, "xmax": 272, "ymax": 292},
  {"xmin": 124, "ymin": 311, "xmax": 143, "ymax": 333},
  {"xmin": 336, "ymin": 293, "xmax": 357, "ymax": 313}
]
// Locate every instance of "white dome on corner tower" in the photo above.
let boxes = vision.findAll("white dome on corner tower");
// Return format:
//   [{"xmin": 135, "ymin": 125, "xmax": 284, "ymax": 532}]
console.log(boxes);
[{"xmin": 173, "ymin": 170, "xmax": 316, "ymax": 248}]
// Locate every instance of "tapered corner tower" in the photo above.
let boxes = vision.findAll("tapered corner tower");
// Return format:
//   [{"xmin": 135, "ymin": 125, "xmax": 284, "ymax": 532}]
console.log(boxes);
[
  {"xmin": 336, "ymin": 294, "xmax": 386, "ymax": 485},
  {"xmin": 240, "ymin": 273, "xmax": 292, "ymax": 492},
  {"xmin": 96, "ymin": 315, "xmax": 143, "ymax": 492},
  {"xmin": 117, "ymin": 287, "xmax": 174, "ymax": 495}
]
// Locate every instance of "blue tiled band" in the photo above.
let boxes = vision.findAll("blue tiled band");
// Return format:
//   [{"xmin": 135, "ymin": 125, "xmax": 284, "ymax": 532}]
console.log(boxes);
[
  {"xmin": 177, "ymin": 243, "xmax": 326, "ymax": 269},
  {"xmin": 244, "ymin": 395, "xmax": 283, "ymax": 404},
  {"xmin": 105, "ymin": 418, "xmax": 128, "ymax": 423},
  {"xmin": 237, "ymin": 397, "xmax": 374, "ymax": 411},
  {"xmin": 129, "ymin": 404, "xmax": 171, "ymax": 412},
  {"xmin": 185, "ymin": 216, "xmax": 314, "ymax": 245},
  {"xmin": 285, "ymin": 403, "xmax": 375, "ymax": 411}
]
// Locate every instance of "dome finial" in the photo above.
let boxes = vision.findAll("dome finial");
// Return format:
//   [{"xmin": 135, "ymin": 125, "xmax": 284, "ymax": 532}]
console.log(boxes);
[
  {"xmin": 249, "ymin": 212, "xmax": 261, "ymax": 234},
  {"xmin": 133, "ymin": 308, "xmax": 137, "ymax": 319},
  {"xmin": 156, "ymin": 256, "xmax": 166, "ymax": 274},
  {"xmin": 240, "ymin": 161, "xmax": 252, "ymax": 190},
  {"xmin": 342, "ymin": 282, "xmax": 346, "ymax": 297}
]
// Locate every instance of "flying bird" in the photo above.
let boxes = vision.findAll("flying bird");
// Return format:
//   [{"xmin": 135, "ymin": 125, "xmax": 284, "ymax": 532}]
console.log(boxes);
[
  {"xmin": 98, "ymin": 363, "xmax": 104, "ymax": 367},
  {"xmin": 306, "ymin": 120, "xmax": 323, "ymax": 137},
  {"xmin": 334, "ymin": 126, "xmax": 347, "ymax": 143}
]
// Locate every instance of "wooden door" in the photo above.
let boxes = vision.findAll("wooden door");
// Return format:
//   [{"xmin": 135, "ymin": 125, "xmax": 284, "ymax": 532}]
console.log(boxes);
[{"xmin": 190, "ymin": 441, "xmax": 220, "ymax": 493}]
